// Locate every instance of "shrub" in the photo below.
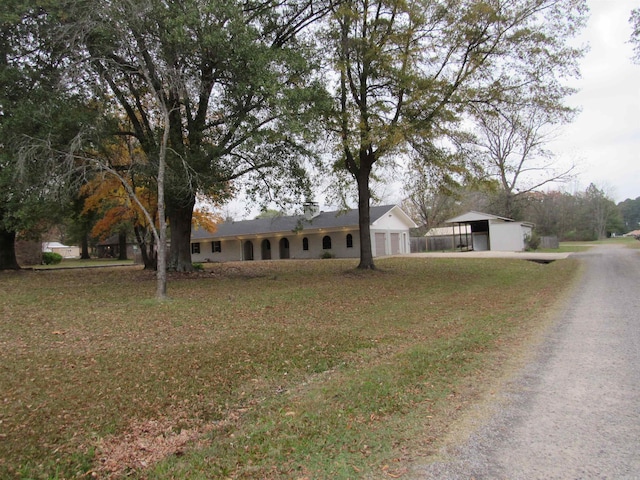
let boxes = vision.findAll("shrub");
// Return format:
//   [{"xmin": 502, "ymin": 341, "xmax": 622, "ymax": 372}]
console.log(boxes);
[
  {"xmin": 192, "ymin": 262, "xmax": 204, "ymax": 271},
  {"xmin": 42, "ymin": 252, "xmax": 63, "ymax": 265},
  {"xmin": 320, "ymin": 251, "xmax": 335, "ymax": 259},
  {"xmin": 524, "ymin": 232, "xmax": 541, "ymax": 251}
]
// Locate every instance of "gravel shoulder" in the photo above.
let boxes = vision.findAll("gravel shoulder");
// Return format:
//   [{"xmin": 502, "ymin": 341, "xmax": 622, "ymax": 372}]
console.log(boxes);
[{"xmin": 412, "ymin": 244, "xmax": 640, "ymax": 479}]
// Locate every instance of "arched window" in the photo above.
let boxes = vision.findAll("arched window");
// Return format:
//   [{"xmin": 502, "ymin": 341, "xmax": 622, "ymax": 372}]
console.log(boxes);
[
  {"xmin": 346, "ymin": 233, "xmax": 353, "ymax": 248},
  {"xmin": 322, "ymin": 235, "xmax": 332, "ymax": 250},
  {"xmin": 302, "ymin": 237, "xmax": 309, "ymax": 251}
]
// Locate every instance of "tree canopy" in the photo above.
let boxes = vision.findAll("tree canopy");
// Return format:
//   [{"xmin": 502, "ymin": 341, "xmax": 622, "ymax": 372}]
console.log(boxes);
[
  {"xmin": 48, "ymin": 0, "xmax": 330, "ymax": 271},
  {"xmin": 0, "ymin": 1, "xmax": 98, "ymax": 269}
]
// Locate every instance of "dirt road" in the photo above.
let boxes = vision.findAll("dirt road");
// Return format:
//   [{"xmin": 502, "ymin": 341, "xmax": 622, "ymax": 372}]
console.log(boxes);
[{"xmin": 413, "ymin": 244, "xmax": 640, "ymax": 479}]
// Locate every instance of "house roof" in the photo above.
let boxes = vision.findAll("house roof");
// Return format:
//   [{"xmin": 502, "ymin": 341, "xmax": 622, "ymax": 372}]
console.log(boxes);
[
  {"xmin": 193, "ymin": 205, "xmax": 412, "ymax": 240},
  {"xmin": 42, "ymin": 242, "xmax": 69, "ymax": 250}
]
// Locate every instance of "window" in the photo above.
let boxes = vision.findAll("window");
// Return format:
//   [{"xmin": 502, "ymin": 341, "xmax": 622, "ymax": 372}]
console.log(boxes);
[
  {"xmin": 322, "ymin": 235, "xmax": 332, "ymax": 250},
  {"xmin": 212, "ymin": 241, "xmax": 221, "ymax": 253},
  {"xmin": 346, "ymin": 233, "xmax": 353, "ymax": 248},
  {"xmin": 191, "ymin": 242, "xmax": 201, "ymax": 254},
  {"xmin": 303, "ymin": 237, "xmax": 309, "ymax": 251}
]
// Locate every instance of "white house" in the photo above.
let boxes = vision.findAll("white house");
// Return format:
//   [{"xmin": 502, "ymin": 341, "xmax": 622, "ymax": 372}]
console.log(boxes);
[
  {"xmin": 445, "ymin": 211, "xmax": 534, "ymax": 252},
  {"xmin": 42, "ymin": 242, "xmax": 80, "ymax": 258},
  {"xmin": 191, "ymin": 204, "xmax": 417, "ymax": 262}
]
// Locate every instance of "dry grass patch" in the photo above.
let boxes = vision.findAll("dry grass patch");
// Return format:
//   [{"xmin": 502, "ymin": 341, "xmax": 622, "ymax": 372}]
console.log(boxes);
[{"xmin": 0, "ymin": 257, "xmax": 579, "ymax": 479}]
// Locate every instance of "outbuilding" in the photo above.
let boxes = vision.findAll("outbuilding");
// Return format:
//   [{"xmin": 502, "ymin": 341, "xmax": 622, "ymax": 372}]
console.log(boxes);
[
  {"xmin": 445, "ymin": 211, "xmax": 534, "ymax": 252},
  {"xmin": 191, "ymin": 204, "xmax": 417, "ymax": 262},
  {"xmin": 42, "ymin": 242, "xmax": 80, "ymax": 259}
]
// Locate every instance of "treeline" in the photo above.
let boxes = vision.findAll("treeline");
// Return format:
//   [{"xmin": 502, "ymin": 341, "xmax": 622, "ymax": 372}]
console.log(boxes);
[
  {"xmin": 404, "ymin": 182, "xmax": 637, "ymax": 242},
  {"xmin": 523, "ymin": 186, "xmax": 627, "ymax": 241}
]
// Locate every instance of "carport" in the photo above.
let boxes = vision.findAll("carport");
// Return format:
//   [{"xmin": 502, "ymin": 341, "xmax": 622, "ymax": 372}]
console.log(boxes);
[{"xmin": 445, "ymin": 211, "xmax": 534, "ymax": 252}]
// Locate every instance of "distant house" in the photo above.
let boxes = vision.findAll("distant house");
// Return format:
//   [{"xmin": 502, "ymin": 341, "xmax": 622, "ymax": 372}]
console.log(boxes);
[
  {"xmin": 42, "ymin": 242, "xmax": 80, "ymax": 258},
  {"xmin": 96, "ymin": 234, "xmax": 136, "ymax": 259},
  {"xmin": 191, "ymin": 204, "xmax": 417, "ymax": 262},
  {"xmin": 445, "ymin": 211, "xmax": 534, "ymax": 252}
]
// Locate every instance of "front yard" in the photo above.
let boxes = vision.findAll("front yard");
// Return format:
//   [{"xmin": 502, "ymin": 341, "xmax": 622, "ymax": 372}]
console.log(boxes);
[{"xmin": 0, "ymin": 256, "xmax": 579, "ymax": 478}]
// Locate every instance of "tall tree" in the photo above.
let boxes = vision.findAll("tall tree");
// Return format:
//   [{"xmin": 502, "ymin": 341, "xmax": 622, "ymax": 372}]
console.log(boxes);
[
  {"xmin": 324, "ymin": 0, "xmax": 586, "ymax": 269},
  {"xmin": 53, "ymin": 0, "xmax": 329, "ymax": 272},
  {"xmin": 583, "ymin": 183, "xmax": 622, "ymax": 240},
  {"xmin": 468, "ymin": 99, "xmax": 576, "ymax": 219},
  {"xmin": 0, "ymin": 1, "xmax": 92, "ymax": 270}
]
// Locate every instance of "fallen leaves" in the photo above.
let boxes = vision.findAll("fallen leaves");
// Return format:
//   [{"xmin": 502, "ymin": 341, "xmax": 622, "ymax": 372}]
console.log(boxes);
[{"xmin": 92, "ymin": 415, "xmax": 214, "ymax": 479}]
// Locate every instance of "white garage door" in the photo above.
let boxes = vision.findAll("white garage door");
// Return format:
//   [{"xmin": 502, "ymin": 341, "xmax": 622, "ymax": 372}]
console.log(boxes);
[
  {"xmin": 390, "ymin": 233, "xmax": 400, "ymax": 254},
  {"xmin": 375, "ymin": 233, "xmax": 386, "ymax": 257}
]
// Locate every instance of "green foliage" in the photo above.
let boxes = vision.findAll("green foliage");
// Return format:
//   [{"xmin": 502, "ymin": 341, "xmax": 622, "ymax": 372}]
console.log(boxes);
[
  {"xmin": 520, "ymin": 185, "xmax": 624, "ymax": 241},
  {"xmin": 320, "ymin": 250, "xmax": 335, "ymax": 259},
  {"xmin": 191, "ymin": 262, "xmax": 204, "ymax": 271},
  {"xmin": 524, "ymin": 232, "xmax": 541, "ymax": 251},
  {"xmin": 618, "ymin": 196, "xmax": 640, "ymax": 232},
  {"xmin": 0, "ymin": 3, "xmax": 103, "ymax": 269},
  {"xmin": 42, "ymin": 252, "xmax": 63, "ymax": 265}
]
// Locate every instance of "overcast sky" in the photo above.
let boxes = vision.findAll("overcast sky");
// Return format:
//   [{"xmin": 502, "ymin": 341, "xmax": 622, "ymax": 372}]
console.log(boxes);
[{"xmin": 550, "ymin": 0, "xmax": 640, "ymax": 203}]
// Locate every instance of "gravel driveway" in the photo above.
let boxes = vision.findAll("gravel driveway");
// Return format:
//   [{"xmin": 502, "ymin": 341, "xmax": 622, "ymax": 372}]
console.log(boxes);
[{"xmin": 412, "ymin": 243, "xmax": 640, "ymax": 479}]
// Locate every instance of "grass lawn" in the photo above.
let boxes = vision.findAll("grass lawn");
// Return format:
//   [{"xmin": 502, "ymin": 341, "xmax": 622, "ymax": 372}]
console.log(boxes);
[
  {"xmin": 31, "ymin": 258, "xmax": 136, "ymax": 270},
  {"xmin": 0, "ymin": 256, "xmax": 580, "ymax": 479},
  {"xmin": 536, "ymin": 237, "xmax": 640, "ymax": 253}
]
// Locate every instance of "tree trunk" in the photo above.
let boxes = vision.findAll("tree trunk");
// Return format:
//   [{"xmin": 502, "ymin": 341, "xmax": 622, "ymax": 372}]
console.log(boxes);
[
  {"xmin": 118, "ymin": 231, "xmax": 128, "ymax": 260},
  {"xmin": 134, "ymin": 225, "xmax": 156, "ymax": 270},
  {"xmin": 0, "ymin": 227, "xmax": 20, "ymax": 270},
  {"xmin": 166, "ymin": 195, "xmax": 196, "ymax": 272},
  {"xmin": 80, "ymin": 233, "xmax": 91, "ymax": 259},
  {"xmin": 356, "ymin": 166, "xmax": 375, "ymax": 270}
]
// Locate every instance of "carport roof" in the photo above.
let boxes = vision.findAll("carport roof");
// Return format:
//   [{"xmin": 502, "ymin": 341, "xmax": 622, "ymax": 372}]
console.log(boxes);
[{"xmin": 445, "ymin": 211, "xmax": 515, "ymax": 224}]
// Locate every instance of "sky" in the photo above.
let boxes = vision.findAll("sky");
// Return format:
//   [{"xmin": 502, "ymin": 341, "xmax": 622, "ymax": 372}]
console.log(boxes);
[{"xmin": 549, "ymin": 0, "xmax": 640, "ymax": 203}]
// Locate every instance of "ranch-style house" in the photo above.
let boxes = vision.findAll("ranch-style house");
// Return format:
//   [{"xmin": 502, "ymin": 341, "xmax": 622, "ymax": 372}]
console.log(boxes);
[{"xmin": 190, "ymin": 203, "xmax": 417, "ymax": 262}]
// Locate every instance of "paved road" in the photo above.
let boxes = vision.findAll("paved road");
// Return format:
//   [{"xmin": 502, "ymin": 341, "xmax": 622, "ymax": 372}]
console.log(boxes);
[{"xmin": 413, "ymin": 244, "xmax": 640, "ymax": 479}]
